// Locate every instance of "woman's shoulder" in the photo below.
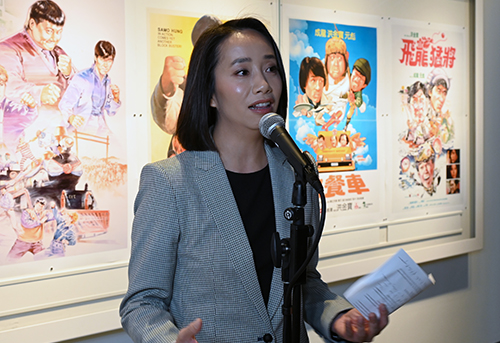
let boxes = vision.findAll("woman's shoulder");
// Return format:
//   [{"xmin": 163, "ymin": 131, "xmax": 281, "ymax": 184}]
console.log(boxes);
[{"xmin": 141, "ymin": 150, "xmax": 221, "ymax": 180}]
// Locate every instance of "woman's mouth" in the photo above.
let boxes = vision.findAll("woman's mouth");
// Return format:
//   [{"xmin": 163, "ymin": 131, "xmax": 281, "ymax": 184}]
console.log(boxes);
[{"xmin": 249, "ymin": 101, "xmax": 273, "ymax": 112}]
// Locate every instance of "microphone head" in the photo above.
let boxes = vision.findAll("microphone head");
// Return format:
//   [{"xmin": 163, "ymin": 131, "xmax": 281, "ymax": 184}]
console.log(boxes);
[{"xmin": 259, "ymin": 112, "xmax": 285, "ymax": 139}]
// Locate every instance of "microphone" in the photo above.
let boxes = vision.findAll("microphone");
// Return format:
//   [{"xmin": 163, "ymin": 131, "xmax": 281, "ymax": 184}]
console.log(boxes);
[{"xmin": 259, "ymin": 113, "xmax": 323, "ymax": 193}]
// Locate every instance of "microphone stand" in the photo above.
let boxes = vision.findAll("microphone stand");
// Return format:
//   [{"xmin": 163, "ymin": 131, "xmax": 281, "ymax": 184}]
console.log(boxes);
[{"xmin": 271, "ymin": 168, "xmax": 314, "ymax": 343}]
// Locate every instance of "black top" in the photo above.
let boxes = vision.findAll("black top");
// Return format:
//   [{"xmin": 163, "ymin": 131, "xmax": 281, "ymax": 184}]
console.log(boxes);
[{"xmin": 226, "ymin": 165, "xmax": 276, "ymax": 307}]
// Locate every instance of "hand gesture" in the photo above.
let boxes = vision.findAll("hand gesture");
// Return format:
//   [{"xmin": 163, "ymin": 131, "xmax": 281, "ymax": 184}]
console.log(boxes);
[
  {"xmin": 26, "ymin": 208, "xmax": 37, "ymax": 220},
  {"xmin": 110, "ymin": 84, "xmax": 120, "ymax": 102},
  {"xmin": 57, "ymin": 54, "xmax": 72, "ymax": 77},
  {"xmin": 68, "ymin": 114, "xmax": 85, "ymax": 128},
  {"xmin": 20, "ymin": 92, "xmax": 37, "ymax": 108},
  {"xmin": 332, "ymin": 304, "xmax": 389, "ymax": 342},
  {"xmin": 41, "ymin": 84, "xmax": 61, "ymax": 105},
  {"xmin": 161, "ymin": 56, "xmax": 186, "ymax": 97},
  {"xmin": 176, "ymin": 318, "xmax": 202, "ymax": 343},
  {"xmin": 348, "ymin": 91, "xmax": 355, "ymax": 104},
  {"xmin": 349, "ymin": 132, "xmax": 366, "ymax": 148}
]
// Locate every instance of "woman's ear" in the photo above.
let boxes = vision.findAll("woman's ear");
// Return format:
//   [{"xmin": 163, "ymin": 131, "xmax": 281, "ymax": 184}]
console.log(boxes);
[{"xmin": 210, "ymin": 96, "xmax": 217, "ymax": 108}]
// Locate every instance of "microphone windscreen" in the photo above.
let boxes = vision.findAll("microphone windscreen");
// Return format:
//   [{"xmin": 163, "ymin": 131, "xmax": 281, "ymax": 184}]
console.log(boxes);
[{"xmin": 259, "ymin": 113, "xmax": 284, "ymax": 139}]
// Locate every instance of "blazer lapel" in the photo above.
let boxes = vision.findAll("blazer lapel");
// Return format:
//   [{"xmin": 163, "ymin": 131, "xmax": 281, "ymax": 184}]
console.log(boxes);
[{"xmin": 193, "ymin": 151, "xmax": 273, "ymax": 330}]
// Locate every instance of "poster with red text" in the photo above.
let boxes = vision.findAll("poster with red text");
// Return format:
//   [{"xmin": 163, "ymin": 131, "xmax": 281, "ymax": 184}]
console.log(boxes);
[
  {"xmin": 390, "ymin": 21, "xmax": 466, "ymax": 219},
  {"xmin": 285, "ymin": 8, "xmax": 384, "ymax": 232}
]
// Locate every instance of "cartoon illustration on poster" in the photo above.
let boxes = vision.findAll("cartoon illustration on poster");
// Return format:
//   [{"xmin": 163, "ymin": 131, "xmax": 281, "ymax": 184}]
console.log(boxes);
[
  {"xmin": 392, "ymin": 24, "xmax": 465, "ymax": 213},
  {"xmin": 288, "ymin": 18, "xmax": 380, "ymax": 222},
  {"xmin": 289, "ymin": 19, "xmax": 377, "ymax": 173},
  {"xmin": 149, "ymin": 13, "xmax": 221, "ymax": 162},
  {"xmin": 0, "ymin": 0, "xmax": 127, "ymax": 266}
]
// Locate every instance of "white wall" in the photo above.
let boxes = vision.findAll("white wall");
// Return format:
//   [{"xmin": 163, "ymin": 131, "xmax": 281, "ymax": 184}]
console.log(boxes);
[{"xmin": 59, "ymin": 0, "xmax": 500, "ymax": 342}]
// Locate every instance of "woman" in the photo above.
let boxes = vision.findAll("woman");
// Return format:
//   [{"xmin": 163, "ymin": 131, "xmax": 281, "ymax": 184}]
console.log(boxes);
[
  {"xmin": 447, "ymin": 163, "xmax": 460, "ymax": 179},
  {"xmin": 120, "ymin": 18, "xmax": 388, "ymax": 343},
  {"xmin": 447, "ymin": 149, "xmax": 459, "ymax": 164}
]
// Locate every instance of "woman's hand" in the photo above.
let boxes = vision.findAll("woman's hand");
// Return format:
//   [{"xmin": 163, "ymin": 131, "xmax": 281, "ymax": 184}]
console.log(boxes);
[
  {"xmin": 332, "ymin": 304, "xmax": 389, "ymax": 342},
  {"xmin": 176, "ymin": 318, "xmax": 202, "ymax": 343}
]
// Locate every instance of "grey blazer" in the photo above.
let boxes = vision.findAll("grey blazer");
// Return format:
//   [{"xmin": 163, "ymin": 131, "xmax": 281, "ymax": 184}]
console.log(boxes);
[{"xmin": 120, "ymin": 143, "xmax": 352, "ymax": 343}]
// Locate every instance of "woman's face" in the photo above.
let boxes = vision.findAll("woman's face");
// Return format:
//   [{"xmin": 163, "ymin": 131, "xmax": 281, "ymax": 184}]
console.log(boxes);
[
  {"xmin": 210, "ymin": 30, "xmax": 282, "ymax": 134},
  {"xmin": 450, "ymin": 149, "xmax": 458, "ymax": 163},
  {"xmin": 450, "ymin": 164, "xmax": 458, "ymax": 178}
]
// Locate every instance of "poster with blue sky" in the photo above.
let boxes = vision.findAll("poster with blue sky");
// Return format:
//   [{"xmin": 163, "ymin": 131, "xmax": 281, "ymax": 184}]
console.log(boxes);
[
  {"xmin": 288, "ymin": 19, "xmax": 377, "ymax": 173},
  {"xmin": 283, "ymin": 7, "xmax": 384, "ymax": 232}
]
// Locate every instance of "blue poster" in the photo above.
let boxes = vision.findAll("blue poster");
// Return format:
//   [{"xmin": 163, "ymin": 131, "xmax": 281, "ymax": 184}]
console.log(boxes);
[{"xmin": 288, "ymin": 19, "xmax": 377, "ymax": 173}]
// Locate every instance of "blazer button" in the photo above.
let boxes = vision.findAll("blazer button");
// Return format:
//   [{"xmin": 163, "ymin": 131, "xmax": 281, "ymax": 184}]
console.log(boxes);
[{"xmin": 263, "ymin": 333, "xmax": 273, "ymax": 342}]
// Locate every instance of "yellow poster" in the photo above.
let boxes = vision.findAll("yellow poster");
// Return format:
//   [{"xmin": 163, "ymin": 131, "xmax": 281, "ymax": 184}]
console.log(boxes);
[{"xmin": 148, "ymin": 12, "xmax": 200, "ymax": 161}]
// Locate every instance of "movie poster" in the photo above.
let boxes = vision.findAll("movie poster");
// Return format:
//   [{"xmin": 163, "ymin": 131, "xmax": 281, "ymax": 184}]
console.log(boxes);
[
  {"xmin": 287, "ymin": 15, "xmax": 382, "ymax": 231},
  {"xmin": 0, "ymin": 0, "xmax": 128, "ymax": 274},
  {"xmin": 148, "ymin": 12, "xmax": 203, "ymax": 162},
  {"xmin": 390, "ymin": 21, "xmax": 466, "ymax": 218},
  {"xmin": 148, "ymin": 10, "xmax": 274, "ymax": 162}
]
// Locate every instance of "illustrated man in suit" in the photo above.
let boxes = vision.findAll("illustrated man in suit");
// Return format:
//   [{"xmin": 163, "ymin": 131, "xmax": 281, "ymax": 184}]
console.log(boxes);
[
  {"xmin": 59, "ymin": 40, "xmax": 121, "ymax": 136},
  {"xmin": 0, "ymin": 0, "xmax": 75, "ymax": 136}
]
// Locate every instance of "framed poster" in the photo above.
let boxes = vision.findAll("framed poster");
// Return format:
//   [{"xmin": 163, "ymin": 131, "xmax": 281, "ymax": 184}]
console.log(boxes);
[
  {"xmin": 0, "ymin": 0, "xmax": 129, "ymax": 341},
  {"xmin": 0, "ymin": 0, "xmax": 279, "ymax": 341},
  {"xmin": 281, "ymin": 3, "xmax": 482, "ymax": 283},
  {"xmin": 390, "ymin": 19, "xmax": 467, "ymax": 217},
  {"xmin": 147, "ymin": 4, "xmax": 279, "ymax": 163},
  {"xmin": 0, "ymin": 0, "xmax": 129, "ymax": 281},
  {"xmin": 285, "ymin": 10, "xmax": 384, "ymax": 235}
]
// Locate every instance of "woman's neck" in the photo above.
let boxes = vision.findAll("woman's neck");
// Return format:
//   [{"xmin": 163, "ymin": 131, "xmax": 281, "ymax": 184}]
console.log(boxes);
[{"xmin": 213, "ymin": 125, "xmax": 268, "ymax": 173}]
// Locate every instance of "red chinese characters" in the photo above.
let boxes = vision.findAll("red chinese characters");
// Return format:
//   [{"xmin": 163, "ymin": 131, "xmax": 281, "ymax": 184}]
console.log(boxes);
[
  {"xmin": 323, "ymin": 174, "xmax": 370, "ymax": 197},
  {"xmin": 399, "ymin": 37, "xmax": 456, "ymax": 68}
]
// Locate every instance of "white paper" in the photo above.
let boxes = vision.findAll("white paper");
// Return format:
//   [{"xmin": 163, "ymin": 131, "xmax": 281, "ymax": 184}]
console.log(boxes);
[{"xmin": 344, "ymin": 249, "xmax": 435, "ymax": 319}]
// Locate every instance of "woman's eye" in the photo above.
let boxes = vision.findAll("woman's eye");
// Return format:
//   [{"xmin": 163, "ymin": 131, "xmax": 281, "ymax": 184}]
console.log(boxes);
[
  {"xmin": 236, "ymin": 69, "xmax": 249, "ymax": 76},
  {"xmin": 267, "ymin": 65, "xmax": 278, "ymax": 73}
]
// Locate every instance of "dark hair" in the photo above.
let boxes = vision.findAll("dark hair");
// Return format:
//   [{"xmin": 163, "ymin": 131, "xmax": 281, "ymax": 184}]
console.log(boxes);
[
  {"xmin": 95, "ymin": 41, "xmax": 116, "ymax": 59},
  {"xmin": 432, "ymin": 78, "xmax": 448, "ymax": 91},
  {"xmin": 28, "ymin": 0, "xmax": 65, "ymax": 27},
  {"xmin": 416, "ymin": 156, "xmax": 435, "ymax": 169},
  {"xmin": 35, "ymin": 197, "xmax": 46, "ymax": 205},
  {"xmin": 176, "ymin": 17, "xmax": 288, "ymax": 151},
  {"xmin": 446, "ymin": 164, "xmax": 460, "ymax": 179},
  {"xmin": 447, "ymin": 149, "xmax": 460, "ymax": 163},
  {"xmin": 339, "ymin": 133, "xmax": 349, "ymax": 144},
  {"xmin": 407, "ymin": 81, "xmax": 426, "ymax": 104},
  {"xmin": 299, "ymin": 57, "xmax": 325, "ymax": 93}
]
